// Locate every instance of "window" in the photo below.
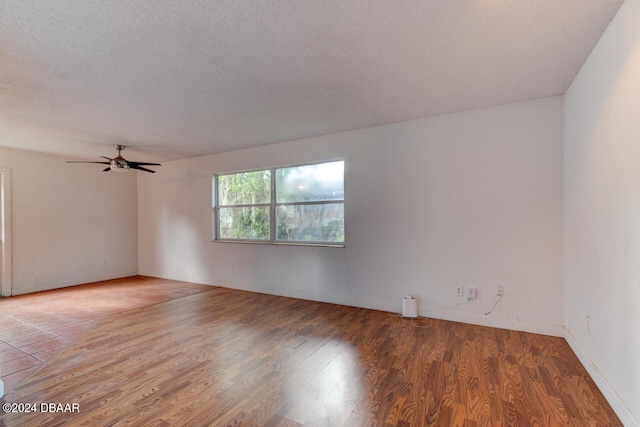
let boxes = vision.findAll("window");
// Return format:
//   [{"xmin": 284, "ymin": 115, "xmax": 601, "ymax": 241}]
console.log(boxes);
[{"xmin": 213, "ymin": 161, "xmax": 345, "ymax": 246}]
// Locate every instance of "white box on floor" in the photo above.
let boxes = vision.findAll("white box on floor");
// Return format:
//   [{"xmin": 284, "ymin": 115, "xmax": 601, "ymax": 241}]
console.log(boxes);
[{"xmin": 402, "ymin": 295, "xmax": 418, "ymax": 318}]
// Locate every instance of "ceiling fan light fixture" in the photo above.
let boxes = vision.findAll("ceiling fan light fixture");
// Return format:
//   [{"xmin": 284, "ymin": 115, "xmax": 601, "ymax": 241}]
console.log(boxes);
[{"xmin": 110, "ymin": 159, "xmax": 130, "ymax": 172}]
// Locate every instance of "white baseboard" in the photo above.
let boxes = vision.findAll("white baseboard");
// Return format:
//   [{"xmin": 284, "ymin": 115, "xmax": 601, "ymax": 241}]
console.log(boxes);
[
  {"xmin": 9, "ymin": 271, "xmax": 138, "ymax": 296},
  {"xmin": 0, "ymin": 379, "xmax": 4, "ymax": 398},
  {"xmin": 199, "ymin": 278, "xmax": 400, "ymax": 314},
  {"xmin": 564, "ymin": 329, "xmax": 639, "ymax": 427},
  {"xmin": 422, "ymin": 308, "xmax": 565, "ymax": 337}
]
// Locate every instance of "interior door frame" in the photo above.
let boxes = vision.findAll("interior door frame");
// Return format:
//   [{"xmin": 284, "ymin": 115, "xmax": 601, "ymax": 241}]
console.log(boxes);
[{"xmin": 0, "ymin": 168, "xmax": 12, "ymax": 297}]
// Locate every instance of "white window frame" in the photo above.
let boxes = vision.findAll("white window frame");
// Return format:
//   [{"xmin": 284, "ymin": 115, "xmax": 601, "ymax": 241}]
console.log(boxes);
[{"xmin": 213, "ymin": 160, "xmax": 345, "ymax": 247}]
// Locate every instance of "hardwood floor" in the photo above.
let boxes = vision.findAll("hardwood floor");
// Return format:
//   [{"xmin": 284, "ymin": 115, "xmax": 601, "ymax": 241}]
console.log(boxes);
[
  {"xmin": 0, "ymin": 276, "xmax": 212, "ymax": 391},
  {"xmin": 0, "ymin": 278, "xmax": 621, "ymax": 426}
]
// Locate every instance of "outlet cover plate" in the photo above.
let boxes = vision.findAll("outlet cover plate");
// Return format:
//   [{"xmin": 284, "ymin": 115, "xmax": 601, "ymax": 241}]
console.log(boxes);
[{"xmin": 465, "ymin": 287, "xmax": 477, "ymax": 300}]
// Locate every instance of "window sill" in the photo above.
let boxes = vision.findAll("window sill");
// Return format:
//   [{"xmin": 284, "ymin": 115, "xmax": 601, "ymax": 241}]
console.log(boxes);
[{"xmin": 212, "ymin": 239, "xmax": 345, "ymax": 248}]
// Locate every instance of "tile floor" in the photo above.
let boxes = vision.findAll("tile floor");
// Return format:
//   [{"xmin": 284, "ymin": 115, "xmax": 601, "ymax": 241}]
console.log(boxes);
[{"xmin": 0, "ymin": 276, "xmax": 212, "ymax": 391}]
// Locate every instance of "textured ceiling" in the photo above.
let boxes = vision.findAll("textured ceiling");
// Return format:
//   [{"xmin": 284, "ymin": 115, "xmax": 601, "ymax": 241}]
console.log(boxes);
[{"xmin": 0, "ymin": 0, "xmax": 624, "ymax": 163}]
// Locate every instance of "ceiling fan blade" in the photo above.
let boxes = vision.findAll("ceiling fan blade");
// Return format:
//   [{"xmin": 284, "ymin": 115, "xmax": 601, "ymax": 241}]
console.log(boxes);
[
  {"xmin": 66, "ymin": 161, "xmax": 110, "ymax": 165},
  {"xmin": 129, "ymin": 164, "xmax": 156, "ymax": 173},
  {"xmin": 129, "ymin": 161, "xmax": 161, "ymax": 166},
  {"xmin": 100, "ymin": 156, "xmax": 113, "ymax": 161},
  {"xmin": 103, "ymin": 167, "xmax": 111, "ymax": 172}
]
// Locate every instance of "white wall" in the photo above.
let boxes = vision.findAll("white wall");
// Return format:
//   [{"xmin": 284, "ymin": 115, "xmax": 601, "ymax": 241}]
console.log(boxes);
[
  {"xmin": 0, "ymin": 147, "xmax": 138, "ymax": 295},
  {"xmin": 139, "ymin": 96, "xmax": 564, "ymax": 336},
  {"xmin": 564, "ymin": 0, "xmax": 640, "ymax": 425}
]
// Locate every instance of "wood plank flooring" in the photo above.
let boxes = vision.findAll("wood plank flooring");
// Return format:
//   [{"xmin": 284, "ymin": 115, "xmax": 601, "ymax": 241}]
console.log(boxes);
[
  {"xmin": 0, "ymin": 277, "xmax": 621, "ymax": 426},
  {"xmin": 0, "ymin": 276, "xmax": 212, "ymax": 391}
]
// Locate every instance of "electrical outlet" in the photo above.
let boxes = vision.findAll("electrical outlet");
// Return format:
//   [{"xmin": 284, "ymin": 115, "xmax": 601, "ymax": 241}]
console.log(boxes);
[
  {"xmin": 496, "ymin": 285, "xmax": 504, "ymax": 297},
  {"xmin": 229, "ymin": 264, "xmax": 234, "ymax": 272},
  {"xmin": 101, "ymin": 259, "xmax": 107, "ymax": 266},
  {"xmin": 587, "ymin": 315, "xmax": 592, "ymax": 335},
  {"xmin": 455, "ymin": 286, "xmax": 464, "ymax": 297},
  {"xmin": 465, "ymin": 287, "xmax": 477, "ymax": 300}
]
